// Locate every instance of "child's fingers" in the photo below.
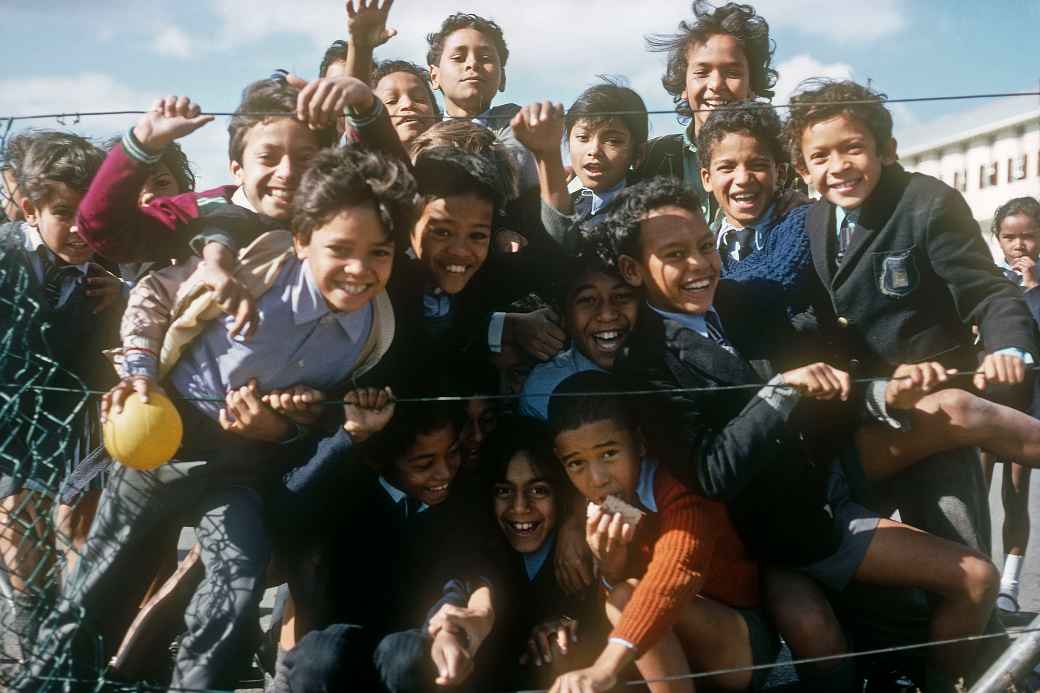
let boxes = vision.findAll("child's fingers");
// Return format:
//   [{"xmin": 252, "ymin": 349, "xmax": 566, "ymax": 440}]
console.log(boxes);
[
  {"xmin": 555, "ymin": 624, "xmax": 570, "ymax": 655},
  {"xmin": 566, "ymin": 617, "xmax": 579, "ymax": 643},
  {"xmin": 163, "ymin": 95, "xmax": 178, "ymax": 118},
  {"xmin": 606, "ymin": 512, "xmax": 623, "ymax": 542},
  {"xmin": 345, "ymin": 0, "xmax": 357, "ymax": 18},
  {"xmin": 132, "ymin": 377, "xmax": 151, "ymax": 404},
  {"xmin": 620, "ymin": 522, "xmax": 635, "ymax": 544},
  {"xmin": 536, "ymin": 628, "xmax": 553, "ymax": 663},
  {"xmin": 296, "ymin": 80, "xmax": 320, "ymax": 121}
]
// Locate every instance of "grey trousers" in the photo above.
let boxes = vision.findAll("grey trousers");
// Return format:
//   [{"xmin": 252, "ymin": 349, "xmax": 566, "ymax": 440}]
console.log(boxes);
[{"xmin": 29, "ymin": 458, "xmax": 271, "ymax": 692}]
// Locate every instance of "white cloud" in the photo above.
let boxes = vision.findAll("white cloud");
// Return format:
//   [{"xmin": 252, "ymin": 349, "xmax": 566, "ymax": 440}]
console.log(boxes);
[
  {"xmin": 755, "ymin": 0, "xmax": 905, "ymax": 41},
  {"xmin": 773, "ymin": 54, "xmax": 854, "ymax": 106},
  {"xmin": 0, "ymin": 72, "xmax": 231, "ymax": 191},
  {"xmin": 153, "ymin": 25, "xmax": 195, "ymax": 59}
]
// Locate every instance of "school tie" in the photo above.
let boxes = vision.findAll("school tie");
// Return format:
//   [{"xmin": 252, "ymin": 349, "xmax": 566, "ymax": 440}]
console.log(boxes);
[
  {"xmin": 39, "ymin": 249, "xmax": 81, "ymax": 308},
  {"xmin": 400, "ymin": 496, "xmax": 419, "ymax": 521},
  {"xmin": 836, "ymin": 215, "xmax": 857, "ymax": 265},
  {"xmin": 723, "ymin": 226, "xmax": 755, "ymax": 263},
  {"xmin": 705, "ymin": 311, "xmax": 737, "ymax": 355}
]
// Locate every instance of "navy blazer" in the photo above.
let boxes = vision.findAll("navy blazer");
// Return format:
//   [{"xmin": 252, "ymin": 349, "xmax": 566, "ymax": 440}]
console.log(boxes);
[{"xmin": 806, "ymin": 164, "xmax": 1039, "ymax": 376}]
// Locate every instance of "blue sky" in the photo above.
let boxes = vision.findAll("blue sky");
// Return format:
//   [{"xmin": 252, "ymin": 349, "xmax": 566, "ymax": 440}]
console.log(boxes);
[{"xmin": 3, "ymin": 0, "xmax": 1038, "ymax": 188}]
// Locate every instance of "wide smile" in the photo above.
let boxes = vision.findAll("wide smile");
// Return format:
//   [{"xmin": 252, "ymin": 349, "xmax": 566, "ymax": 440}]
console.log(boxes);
[
  {"xmin": 505, "ymin": 519, "xmax": 543, "ymax": 537},
  {"xmin": 589, "ymin": 328, "xmax": 627, "ymax": 353},
  {"xmin": 266, "ymin": 188, "xmax": 294, "ymax": 205},
  {"xmin": 424, "ymin": 482, "xmax": 450, "ymax": 502},
  {"xmin": 680, "ymin": 276, "xmax": 716, "ymax": 296},
  {"xmin": 336, "ymin": 281, "xmax": 372, "ymax": 296},
  {"xmin": 441, "ymin": 263, "xmax": 472, "ymax": 276},
  {"xmin": 827, "ymin": 177, "xmax": 862, "ymax": 194},
  {"xmin": 729, "ymin": 190, "xmax": 762, "ymax": 213}
]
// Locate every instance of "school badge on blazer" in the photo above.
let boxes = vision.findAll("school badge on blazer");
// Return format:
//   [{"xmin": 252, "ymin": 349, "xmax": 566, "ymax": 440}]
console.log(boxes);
[{"xmin": 874, "ymin": 247, "xmax": 919, "ymax": 298}]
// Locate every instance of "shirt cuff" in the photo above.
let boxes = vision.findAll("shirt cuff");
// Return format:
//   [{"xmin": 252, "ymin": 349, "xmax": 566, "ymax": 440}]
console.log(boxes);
[
  {"xmin": 994, "ymin": 347, "xmax": 1035, "ymax": 365},
  {"xmin": 122, "ymin": 127, "xmax": 164, "ymax": 166},
  {"xmin": 487, "ymin": 312, "xmax": 507, "ymax": 353},
  {"xmin": 756, "ymin": 374, "xmax": 801, "ymax": 416},
  {"xmin": 189, "ymin": 232, "xmax": 237, "ymax": 257},
  {"xmin": 864, "ymin": 379, "xmax": 912, "ymax": 431},
  {"xmin": 608, "ymin": 636, "xmax": 637, "ymax": 651},
  {"xmin": 346, "ymin": 96, "xmax": 384, "ymax": 128},
  {"xmin": 122, "ymin": 349, "xmax": 159, "ymax": 380}
]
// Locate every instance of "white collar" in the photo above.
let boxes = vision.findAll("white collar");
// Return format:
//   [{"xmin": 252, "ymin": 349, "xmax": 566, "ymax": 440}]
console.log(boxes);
[
  {"xmin": 24, "ymin": 224, "xmax": 91, "ymax": 272},
  {"xmin": 231, "ymin": 186, "xmax": 258, "ymax": 213}
]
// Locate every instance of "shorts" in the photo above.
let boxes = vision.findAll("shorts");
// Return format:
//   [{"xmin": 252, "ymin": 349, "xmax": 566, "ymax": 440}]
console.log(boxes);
[
  {"xmin": 739, "ymin": 606, "xmax": 782, "ymax": 691},
  {"xmin": 799, "ymin": 463, "xmax": 881, "ymax": 592}
]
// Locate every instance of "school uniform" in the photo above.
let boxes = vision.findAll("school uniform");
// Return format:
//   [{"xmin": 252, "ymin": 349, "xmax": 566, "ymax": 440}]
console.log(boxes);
[
  {"xmin": 805, "ymin": 163, "xmax": 1039, "ymax": 554},
  {"xmin": 271, "ymin": 429, "xmax": 497, "ymax": 692},
  {"xmin": 634, "ymin": 130, "xmax": 717, "ymax": 223},
  {"xmin": 519, "ymin": 347, "xmax": 603, "ymax": 420},
  {"xmin": 539, "ymin": 177, "xmax": 629, "ymax": 252}
]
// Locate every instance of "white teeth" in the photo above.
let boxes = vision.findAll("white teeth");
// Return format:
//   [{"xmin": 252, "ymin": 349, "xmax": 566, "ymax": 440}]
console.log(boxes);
[
  {"xmin": 428, "ymin": 484, "xmax": 448, "ymax": 492},
  {"xmin": 595, "ymin": 331, "xmax": 620, "ymax": 340},
  {"xmin": 509, "ymin": 521, "xmax": 539, "ymax": 533},
  {"xmin": 340, "ymin": 283, "xmax": 368, "ymax": 295},
  {"xmin": 444, "ymin": 264, "xmax": 468, "ymax": 274},
  {"xmin": 732, "ymin": 193, "xmax": 757, "ymax": 202},
  {"xmin": 684, "ymin": 279, "xmax": 711, "ymax": 290}
]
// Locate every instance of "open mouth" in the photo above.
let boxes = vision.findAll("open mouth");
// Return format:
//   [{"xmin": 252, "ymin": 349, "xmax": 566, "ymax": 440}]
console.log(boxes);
[
  {"xmin": 506, "ymin": 519, "xmax": 543, "ymax": 536},
  {"xmin": 590, "ymin": 329, "xmax": 626, "ymax": 353},
  {"xmin": 729, "ymin": 191, "xmax": 761, "ymax": 212},
  {"xmin": 424, "ymin": 482, "xmax": 450, "ymax": 502},
  {"xmin": 442, "ymin": 263, "xmax": 471, "ymax": 275},
  {"xmin": 267, "ymin": 188, "xmax": 294, "ymax": 204},
  {"xmin": 681, "ymin": 276, "xmax": 715, "ymax": 294},
  {"xmin": 701, "ymin": 97, "xmax": 731, "ymax": 110},
  {"xmin": 828, "ymin": 178, "xmax": 862, "ymax": 194},
  {"xmin": 337, "ymin": 282, "xmax": 372, "ymax": 296}
]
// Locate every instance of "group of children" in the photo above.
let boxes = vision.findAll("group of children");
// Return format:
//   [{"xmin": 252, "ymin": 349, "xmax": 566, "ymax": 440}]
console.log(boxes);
[{"xmin": 3, "ymin": 1, "xmax": 1040, "ymax": 691}]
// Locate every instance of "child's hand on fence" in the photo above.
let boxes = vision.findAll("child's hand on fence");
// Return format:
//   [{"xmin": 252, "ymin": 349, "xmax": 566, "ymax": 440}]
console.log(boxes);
[
  {"xmin": 295, "ymin": 75, "xmax": 375, "ymax": 129},
  {"xmin": 779, "ymin": 362, "xmax": 851, "ymax": 401},
  {"xmin": 263, "ymin": 386, "xmax": 325, "ymax": 426},
  {"xmin": 346, "ymin": 0, "xmax": 397, "ymax": 49},
  {"xmin": 522, "ymin": 616, "xmax": 579, "ymax": 667},
  {"xmin": 101, "ymin": 376, "xmax": 160, "ymax": 422},
  {"xmin": 885, "ymin": 362, "xmax": 954, "ymax": 410},
  {"xmin": 343, "ymin": 386, "xmax": 395, "ymax": 442},
  {"xmin": 511, "ymin": 101, "xmax": 565, "ymax": 157},
  {"xmin": 132, "ymin": 96, "xmax": 213, "ymax": 154},
  {"xmin": 219, "ymin": 379, "xmax": 293, "ymax": 442},
  {"xmin": 975, "ymin": 351, "xmax": 1028, "ymax": 390}
]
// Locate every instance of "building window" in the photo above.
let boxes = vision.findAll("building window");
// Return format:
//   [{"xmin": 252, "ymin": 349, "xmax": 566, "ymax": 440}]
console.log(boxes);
[
  {"xmin": 954, "ymin": 171, "xmax": 961, "ymax": 191},
  {"xmin": 980, "ymin": 164, "xmax": 987, "ymax": 188},
  {"xmin": 1010, "ymin": 155, "xmax": 1027, "ymax": 182},
  {"xmin": 988, "ymin": 161, "xmax": 999, "ymax": 187}
]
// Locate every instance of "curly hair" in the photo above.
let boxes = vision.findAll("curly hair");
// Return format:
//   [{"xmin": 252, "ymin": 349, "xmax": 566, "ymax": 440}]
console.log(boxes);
[
  {"xmin": 370, "ymin": 59, "xmax": 441, "ymax": 116},
  {"xmin": 227, "ymin": 78, "xmax": 337, "ymax": 164},
  {"xmin": 412, "ymin": 145, "xmax": 510, "ymax": 216},
  {"xmin": 426, "ymin": 13, "xmax": 510, "ymax": 67},
  {"xmin": 646, "ymin": 1, "xmax": 777, "ymax": 119},
  {"xmin": 696, "ymin": 101, "xmax": 784, "ymax": 166},
  {"xmin": 18, "ymin": 131, "xmax": 105, "ymax": 206},
  {"xmin": 292, "ymin": 146, "xmax": 418, "ymax": 247},
  {"xmin": 992, "ymin": 196, "xmax": 1040, "ymax": 237},
  {"xmin": 565, "ymin": 78, "xmax": 649, "ymax": 148},
  {"xmin": 547, "ymin": 370, "xmax": 639, "ymax": 436},
  {"xmin": 408, "ymin": 120, "xmax": 519, "ymax": 201},
  {"xmin": 478, "ymin": 414, "xmax": 573, "ymax": 510},
  {"xmin": 784, "ymin": 79, "xmax": 893, "ymax": 171},
  {"xmin": 584, "ymin": 176, "xmax": 703, "ymax": 266}
]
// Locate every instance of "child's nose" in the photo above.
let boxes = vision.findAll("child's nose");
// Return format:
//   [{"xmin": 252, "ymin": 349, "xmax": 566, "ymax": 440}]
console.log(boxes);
[
  {"xmin": 342, "ymin": 258, "xmax": 365, "ymax": 275},
  {"xmin": 598, "ymin": 301, "xmax": 620, "ymax": 321},
  {"xmin": 511, "ymin": 492, "xmax": 529, "ymax": 513},
  {"xmin": 707, "ymin": 69, "xmax": 725, "ymax": 92}
]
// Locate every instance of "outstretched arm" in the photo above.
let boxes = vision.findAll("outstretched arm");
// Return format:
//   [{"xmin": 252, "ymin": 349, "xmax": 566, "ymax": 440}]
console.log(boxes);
[{"xmin": 343, "ymin": 0, "xmax": 398, "ymax": 81}]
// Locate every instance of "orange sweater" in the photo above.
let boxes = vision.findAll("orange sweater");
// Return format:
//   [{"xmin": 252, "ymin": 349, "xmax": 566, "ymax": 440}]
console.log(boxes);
[{"xmin": 610, "ymin": 461, "xmax": 760, "ymax": 653}]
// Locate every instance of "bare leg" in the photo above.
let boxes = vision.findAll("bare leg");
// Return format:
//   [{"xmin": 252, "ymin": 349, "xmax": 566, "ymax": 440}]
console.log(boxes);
[
  {"xmin": 853, "ymin": 518, "xmax": 998, "ymax": 676},
  {"xmin": 857, "ymin": 388, "xmax": 1040, "ymax": 481},
  {"xmin": 0, "ymin": 490, "xmax": 53, "ymax": 594},
  {"xmin": 1003, "ymin": 464, "xmax": 1031, "ymax": 557},
  {"xmin": 54, "ymin": 488, "xmax": 100, "ymax": 582},
  {"xmin": 762, "ymin": 568, "xmax": 855, "ymax": 691},
  {"xmin": 981, "ymin": 451, "xmax": 996, "ymax": 488},
  {"xmin": 607, "ymin": 578, "xmax": 754, "ymax": 692}
]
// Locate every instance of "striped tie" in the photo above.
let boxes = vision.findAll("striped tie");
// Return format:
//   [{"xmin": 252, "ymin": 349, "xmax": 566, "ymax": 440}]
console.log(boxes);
[
  {"xmin": 39, "ymin": 251, "xmax": 81, "ymax": 308},
  {"xmin": 836, "ymin": 216, "xmax": 857, "ymax": 265},
  {"xmin": 705, "ymin": 311, "xmax": 736, "ymax": 355}
]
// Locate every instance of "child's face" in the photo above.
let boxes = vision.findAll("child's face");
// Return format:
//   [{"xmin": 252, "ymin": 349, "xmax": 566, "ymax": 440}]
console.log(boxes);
[
  {"xmin": 138, "ymin": 163, "xmax": 181, "ymax": 207},
  {"xmin": 23, "ymin": 184, "xmax": 92, "ymax": 265},
  {"xmin": 230, "ymin": 118, "xmax": 321, "ymax": 220},
  {"xmin": 798, "ymin": 114, "xmax": 896, "ymax": 210},
  {"xmin": 429, "ymin": 28, "xmax": 504, "ymax": 116},
  {"xmin": 568, "ymin": 118, "xmax": 637, "ymax": 193},
  {"xmin": 554, "ymin": 418, "xmax": 642, "ymax": 504},
  {"xmin": 294, "ymin": 203, "xmax": 395, "ymax": 313},
  {"xmin": 494, "ymin": 452, "xmax": 557, "ymax": 554},
  {"xmin": 998, "ymin": 213, "xmax": 1040, "ymax": 263},
  {"xmin": 684, "ymin": 33, "xmax": 751, "ymax": 132},
  {"xmin": 390, "ymin": 423, "xmax": 462, "ymax": 506},
  {"xmin": 565, "ymin": 270, "xmax": 638, "ymax": 369},
  {"xmin": 375, "ymin": 71, "xmax": 437, "ymax": 146},
  {"xmin": 701, "ymin": 131, "xmax": 778, "ymax": 226},
  {"xmin": 618, "ymin": 206, "xmax": 720, "ymax": 315},
  {"xmin": 460, "ymin": 397, "xmax": 498, "ymax": 469},
  {"xmin": 411, "ymin": 193, "xmax": 493, "ymax": 294}
]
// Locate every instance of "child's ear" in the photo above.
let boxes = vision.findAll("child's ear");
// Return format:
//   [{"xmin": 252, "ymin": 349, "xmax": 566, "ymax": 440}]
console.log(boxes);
[
  {"xmin": 229, "ymin": 159, "xmax": 246, "ymax": 186},
  {"xmin": 617, "ymin": 255, "xmax": 644, "ymax": 288},
  {"xmin": 409, "ymin": 225, "xmax": 423, "ymax": 259},
  {"xmin": 880, "ymin": 138, "xmax": 898, "ymax": 165},
  {"xmin": 19, "ymin": 197, "xmax": 38, "ymax": 226},
  {"xmin": 498, "ymin": 68, "xmax": 506, "ymax": 93},
  {"xmin": 292, "ymin": 235, "xmax": 308, "ymax": 260},
  {"xmin": 428, "ymin": 65, "xmax": 442, "ymax": 93},
  {"xmin": 629, "ymin": 143, "xmax": 647, "ymax": 171},
  {"xmin": 699, "ymin": 166, "xmax": 713, "ymax": 195}
]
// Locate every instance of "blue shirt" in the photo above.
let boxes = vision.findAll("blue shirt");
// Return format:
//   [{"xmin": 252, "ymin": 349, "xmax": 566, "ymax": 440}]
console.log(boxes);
[
  {"xmin": 519, "ymin": 347, "xmax": 603, "ymax": 420},
  {"xmin": 647, "ymin": 304, "xmax": 721, "ymax": 341},
  {"xmin": 576, "ymin": 178, "xmax": 626, "ymax": 220},
  {"xmin": 716, "ymin": 203, "xmax": 777, "ymax": 263},
  {"xmin": 168, "ymin": 256, "xmax": 373, "ymax": 420},
  {"xmin": 523, "ymin": 532, "xmax": 556, "ymax": 581},
  {"xmin": 379, "ymin": 476, "xmax": 430, "ymax": 516}
]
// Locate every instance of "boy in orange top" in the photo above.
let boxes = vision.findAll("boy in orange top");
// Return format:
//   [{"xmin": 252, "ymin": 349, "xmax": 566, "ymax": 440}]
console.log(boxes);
[{"xmin": 546, "ymin": 371, "xmax": 777, "ymax": 693}]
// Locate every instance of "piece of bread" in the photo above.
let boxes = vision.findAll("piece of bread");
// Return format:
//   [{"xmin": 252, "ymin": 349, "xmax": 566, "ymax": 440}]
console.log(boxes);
[{"xmin": 586, "ymin": 495, "xmax": 645, "ymax": 527}]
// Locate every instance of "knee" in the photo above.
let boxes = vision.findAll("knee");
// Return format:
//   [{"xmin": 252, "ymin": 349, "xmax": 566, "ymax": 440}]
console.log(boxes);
[
  {"xmin": 935, "ymin": 388, "xmax": 984, "ymax": 429},
  {"xmin": 960, "ymin": 555, "xmax": 1000, "ymax": 606},
  {"xmin": 375, "ymin": 629, "xmax": 430, "ymax": 693},
  {"xmin": 282, "ymin": 624, "xmax": 364, "ymax": 691}
]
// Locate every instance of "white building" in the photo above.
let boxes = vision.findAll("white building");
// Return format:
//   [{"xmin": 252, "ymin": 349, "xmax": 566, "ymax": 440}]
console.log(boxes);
[{"xmin": 899, "ymin": 96, "xmax": 1040, "ymax": 248}]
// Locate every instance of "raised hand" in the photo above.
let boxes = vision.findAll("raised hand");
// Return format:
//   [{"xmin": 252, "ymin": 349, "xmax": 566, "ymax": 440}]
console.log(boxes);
[
  {"xmin": 295, "ymin": 75, "xmax": 376, "ymax": 129},
  {"xmin": 132, "ymin": 96, "xmax": 214, "ymax": 153},
  {"xmin": 345, "ymin": 0, "xmax": 397, "ymax": 48},
  {"xmin": 343, "ymin": 386, "xmax": 395, "ymax": 442},
  {"xmin": 511, "ymin": 101, "xmax": 566, "ymax": 157}
]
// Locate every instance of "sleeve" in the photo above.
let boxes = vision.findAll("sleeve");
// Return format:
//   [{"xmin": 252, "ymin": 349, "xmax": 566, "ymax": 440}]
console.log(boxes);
[
  {"xmin": 114, "ymin": 258, "xmax": 202, "ymax": 378},
  {"xmin": 76, "ymin": 133, "xmax": 205, "ymax": 263},
  {"xmin": 610, "ymin": 486, "xmax": 717, "ymax": 653},
  {"xmin": 540, "ymin": 199, "xmax": 581, "ymax": 252},
  {"xmin": 926, "ymin": 187, "xmax": 1039, "ymax": 359},
  {"xmin": 348, "ymin": 99, "xmax": 412, "ymax": 167}
]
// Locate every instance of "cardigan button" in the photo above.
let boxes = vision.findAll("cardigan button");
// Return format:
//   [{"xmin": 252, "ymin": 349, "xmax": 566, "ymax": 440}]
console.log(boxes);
[{"xmin": 837, "ymin": 316, "xmax": 850, "ymax": 328}]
